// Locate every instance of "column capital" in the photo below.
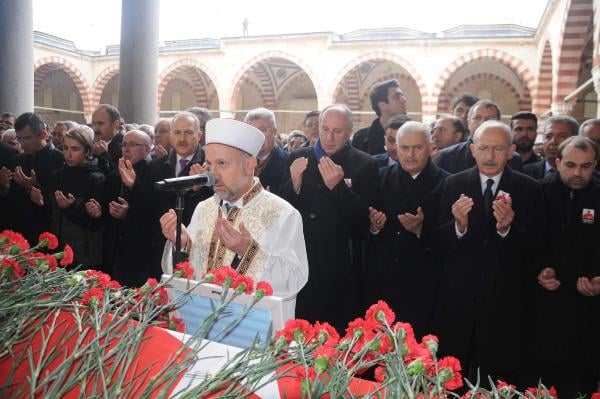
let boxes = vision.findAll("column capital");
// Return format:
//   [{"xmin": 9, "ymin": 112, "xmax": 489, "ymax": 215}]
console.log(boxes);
[{"xmin": 551, "ymin": 101, "xmax": 574, "ymax": 116}]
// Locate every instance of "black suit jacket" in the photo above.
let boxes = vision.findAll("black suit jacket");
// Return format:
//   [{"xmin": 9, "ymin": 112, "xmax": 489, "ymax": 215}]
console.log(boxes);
[
  {"xmin": 256, "ymin": 144, "xmax": 290, "ymax": 195},
  {"xmin": 138, "ymin": 147, "xmax": 213, "ymax": 272},
  {"xmin": 435, "ymin": 166, "xmax": 543, "ymax": 374},
  {"xmin": 522, "ymin": 159, "xmax": 548, "ymax": 180},
  {"xmin": 434, "ymin": 138, "xmax": 523, "ymax": 174},
  {"xmin": 280, "ymin": 143, "xmax": 379, "ymax": 332},
  {"xmin": 96, "ymin": 132, "xmax": 124, "ymax": 174},
  {"xmin": 351, "ymin": 118, "xmax": 385, "ymax": 155},
  {"xmin": 0, "ymin": 142, "xmax": 18, "ymax": 231}
]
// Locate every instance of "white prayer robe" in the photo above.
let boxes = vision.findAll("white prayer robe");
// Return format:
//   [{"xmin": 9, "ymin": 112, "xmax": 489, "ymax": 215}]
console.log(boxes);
[{"xmin": 162, "ymin": 179, "xmax": 309, "ymax": 320}]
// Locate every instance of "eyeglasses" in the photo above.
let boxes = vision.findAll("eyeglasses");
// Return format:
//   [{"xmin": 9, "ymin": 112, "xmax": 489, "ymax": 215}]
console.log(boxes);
[
  {"xmin": 16, "ymin": 135, "xmax": 36, "ymax": 143},
  {"xmin": 122, "ymin": 142, "xmax": 148, "ymax": 148}
]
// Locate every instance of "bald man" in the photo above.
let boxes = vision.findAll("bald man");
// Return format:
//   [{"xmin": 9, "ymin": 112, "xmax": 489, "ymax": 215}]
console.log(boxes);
[{"xmin": 435, "ymin": 120, "xmax": 543, "ymax": 385}]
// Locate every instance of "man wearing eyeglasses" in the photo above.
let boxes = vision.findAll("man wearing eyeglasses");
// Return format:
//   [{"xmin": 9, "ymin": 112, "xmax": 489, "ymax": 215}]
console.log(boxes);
[
  {"xmin": 435, "ymin": 120, "xmax": 542, "ymax": 386},
  {"xmin": 92, "ymin": 130, "xmax": 155, "ymax": 285},
  {"xmin": 10, "ymin": 112, "xmax": 64, "ymax": 243}
]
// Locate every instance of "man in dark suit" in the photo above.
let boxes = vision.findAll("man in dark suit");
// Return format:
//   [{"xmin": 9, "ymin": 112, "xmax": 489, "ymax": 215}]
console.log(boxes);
[
  {"xmin": 434, "ymin": 100, "xmax": 523, "ymax": 174},
  {"xmin": 365, "ymin": 121, "xmax": 448, "ymax": 338},
  {"xmin": 372, "ymin": 114, "xmax": 410, "ymax": 168},
  {"xmin": 435, "ymin": 120, "xmax": 543, "ymax": 384},
  {"xmin": 138, "ymin": 112, "xmax": 213, "ymax": 275},
  {"xmin": 281, "ymin": 104, "xmax": 379, "ymax": 333},
  {"xmin": 525, "ymin": 136, "xmax": 600, "ymax": 397},
  {"xmin": 351, "ymin": 79, "xmax": 407, "ymax": 155},
  {"xmin": 92, "ymin": 104, "xmax": 124, "ymax": 174},
  {"xmin": 244, "ymin": 107, "xmax": 290, "ymax": 195},
  {"xmin": 523, "ymin": 115, "xmax": 578, "ymax": 180},
  {"xmin": 0, "ymin": 140, "xmax": 19, "ymax": 230}
]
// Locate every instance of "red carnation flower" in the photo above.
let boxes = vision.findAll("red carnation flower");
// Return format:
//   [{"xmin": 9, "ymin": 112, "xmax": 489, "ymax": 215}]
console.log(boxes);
[
  {"xmin": 293, "ymin": 366, "xmax": 316, "ymax": 381},
  {"xmin": 374, "ymin": 365, "xmax": 387, "ymax": 383},
  {"xmin": 146, "ymin": 278, "xmax": 158, "ymax": 287},
  {"xmin": 174, "ymin": 261, "xmax": 195, "ymax": 279},
  {"xmin": 278, "ymin": 319, "xmax": 314, "ymax": 344},
  {"xmin": 212, "ymin": 266, "xmax": 238, "ymax": 286},
  {"xmin": 345, "ymin": 317, "xmax": 375, "ymax": 340},
  {"xmin": 1, "ymin": 258, "xmax": 25, "ymax": 279},
  {"xmin": 365, "ymin": 300, "xmax": 396, "ymax": 325},
  {"xmin": 314, "ymin": 321, "xmax": 340, "ymax": 346},
  {"xmin": 58, "ymin": 244, "xmax": 74, "ymax": 266},
  {"xmin": 436, "ymin": 356, "xmax": 463, "ymax": 390},
  {"xmin": 0, "ymin": 230, "xmax": 30, "ymax": 251},
  {"xmin": 81, "ymin": 287, "xmax": 104, "ymax": 308},
  {"xmin": 255, "ymin": 281, "xmax": 273, "ymax": 297},
  {"xmin": 38, "ymin": 232, "xmax": 59, "ymax": 250},
  {"xmin": 106, "ymin": 279, "xmax": 122, "ymax": 290},
  {"xmin": 43, "ymin": 254, "xmax": 58, "ymax": 271},
  {"xmin": 590, "ymin": 393, "xmax": 599, "ymax": 399},
  {"xmin": 232, "ymin": 275, "xmax": 254, "ymax": 294}
]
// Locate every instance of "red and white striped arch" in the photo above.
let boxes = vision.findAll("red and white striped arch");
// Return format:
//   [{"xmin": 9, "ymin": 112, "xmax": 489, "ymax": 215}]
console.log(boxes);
[
  {"xmin": 157, "ymin": 59, "xmax": 220, "ymax": 112},
  {"xmin": 91, "ymin": 64, "xmax": 119, "ymax": 107},
  {"xmin": 533, "ymin": 41, "xmax": 554, "ymax": 115},
  {"xmin": 554, "ymin": 0, "xmax": 594, "ymax": 103},
  {"xmin": 330, "ymin": 52, "xmax": 428, "ymax": 114},
  {"xmin": 228, "ymin": 50, "xmax": 322, "ymax": 111},
  {"xmin": 431, "ymin": 49, "xmax": 535, "ymax": 116},
  {"xmin": 34, "ymin": 56, "xmax": 92, "ymax": 115}
]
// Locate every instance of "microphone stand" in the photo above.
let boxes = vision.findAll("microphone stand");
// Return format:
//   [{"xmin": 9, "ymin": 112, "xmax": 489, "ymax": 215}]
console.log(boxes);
[{"xmin": 173, "ymin": 187, "xmax": 190, "ymax": 268}]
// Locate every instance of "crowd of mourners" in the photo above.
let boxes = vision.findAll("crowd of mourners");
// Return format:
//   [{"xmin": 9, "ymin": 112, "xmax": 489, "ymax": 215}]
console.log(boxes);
[{"xmin": 1, "ymin": 78, "xmax": 599, "ymax": 396}]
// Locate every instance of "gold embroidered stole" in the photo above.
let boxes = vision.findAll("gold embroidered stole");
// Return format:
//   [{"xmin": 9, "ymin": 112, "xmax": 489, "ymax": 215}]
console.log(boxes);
[{"xmin": 206, "ymin": 181, "xmax": 263, "ymax": 274}]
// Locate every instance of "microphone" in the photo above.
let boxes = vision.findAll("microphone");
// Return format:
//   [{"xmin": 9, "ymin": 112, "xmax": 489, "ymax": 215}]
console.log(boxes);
[{"xmin": 154, "ymin": 172, "xmax": 216, "ymax": 191}]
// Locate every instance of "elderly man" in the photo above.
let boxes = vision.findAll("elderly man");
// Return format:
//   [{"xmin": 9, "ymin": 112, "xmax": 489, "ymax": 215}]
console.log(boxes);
[
  {"xmin": 434, "ymin": 100, "xmax": 523, "ymax": 174},
  {"xmin": 281, "ymin": 104, "xmax": 379, "ymax": 332},
  {"xmin": 92, "ymin": 104, "xmax": 124, "ymax": 173},
  {"xmin": 244, "ymin": 108, "xmax": 290, "ymax": 194},
  {"xmin": 1, "ymin": 112, "xmax": 15, "ymax": 128},
  {"xmin": 142, "ymin": 112, "xmax": 213, "ymax": 275},
  {"xmin": 431, "ymin": 116, "xmax": 466, "ymax": 152},
  {"xmin": 91, "ymin": 130, "xmax": 154, "ymax": 284},
  {"xmin": 523, "ymin": 115, "xmax": 579, "ymax": 180},
  {"xmin": 364, "ymin": 121, "xmax": 448, "ymax": 337},
  {"xmin": 160, "ymin": 118, "xmax": 308, "ymax": 319},
  {"xmin": 435, "ymin": 120, "xmax": 543, "ymax": 384},
  {"xmin": 525, "ymin": 136, "xmax": 600, "ymax": 397},
  {"xmin": 51, "ymin": 121, "xmax": 77, "ymax": 149},
  {"xmin": 352, "ymin": 79, "xmax": 407, "ymax": 155},
  {"xmin": 152, "ymin": 118, "xmax": 172, "ymax": 159},
  {"xmin": 580, "ymin": 118, "xmax": 600, "ymax": 171}
]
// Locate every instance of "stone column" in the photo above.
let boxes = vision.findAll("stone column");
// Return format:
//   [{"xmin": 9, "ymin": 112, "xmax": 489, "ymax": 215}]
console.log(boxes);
[
  {"xmin": 118, "ymin": 0, "xmax": 160, "ymax": 124},
  {"xmin": 593, "ymin": 66, "xmax": 600, "ymax": 118},
  {"xmin": 550, "ymin": 101, "xmax": 574, "ymax": 116},
  {"xmin": 0, "ymin": 0, "xmax": 34, "ymax": 115}
]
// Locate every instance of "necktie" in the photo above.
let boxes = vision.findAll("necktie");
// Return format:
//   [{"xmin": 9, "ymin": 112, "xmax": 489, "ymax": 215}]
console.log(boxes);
[
  {"xmin": 546, "ymin": 167, "xmax": 556, "ymax": 176},
  {"xmin": 178, "ymin": 159, "xmax": 189, "ymax": 176},
  {"xmin": 483, "ymin": 178, "xmax": 494, "ymax": 222}
]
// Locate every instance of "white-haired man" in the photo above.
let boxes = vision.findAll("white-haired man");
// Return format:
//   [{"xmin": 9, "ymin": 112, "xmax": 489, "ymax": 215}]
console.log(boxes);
[
  {"xmin": 364, "ymin": 121, "xmax": 448, "ymax": 338},
  {"xmin": 436, "ymin": 120, "xmax": 543, "ymax": 385},
  {"xmin": 160, "ymin": 118, "xmax": 308, "ymax": 319},
  {"xmin": 244, "ymin": 107, "xmax": 290, "ymax": 195},
  {"xmin": 281, "ymin": 104, "xmax": 379, "ymax": 332}
]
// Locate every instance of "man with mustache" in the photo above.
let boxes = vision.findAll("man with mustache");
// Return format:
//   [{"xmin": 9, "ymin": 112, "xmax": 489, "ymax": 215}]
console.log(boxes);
[
  {"xmin": 159, "ymin": 118, "xmax": 308, "ymax": 320},
  {"xmin": 511, "ymin": 112, "xmax": 541, "ymax": 166},
  {"xmin": 525, "ymin": 136, "xmax": 600, "ymax": 397},
  {"xmin": 434, "ymin": 100, "xmax": 523, "ymax": 174},
  {"xmin": 435, "ymin": 120, "xmax": 543, "ymax": 385},
  {"xmin": 92, "ymin": 104, "xmax": 124, "ymax": 174},
  {"xmin": 523, "ymin": 116, "xmax": 578, "ymax": 180},
  {"xmin": 140, "ymin": 112, "xmax": 213, "ymax": 276}
]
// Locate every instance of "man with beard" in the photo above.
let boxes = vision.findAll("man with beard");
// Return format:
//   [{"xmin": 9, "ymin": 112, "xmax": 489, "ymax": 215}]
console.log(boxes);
[
  {"xmin": 364, "ymin": 121, "xmax": 448, "ymax": 337},
  {"xmin": 511, "ymin": 112, "xmax": 541, "ymax": 166},
  {"xmin": 525, "ymin": 136, "xmax": 600, "ymax": 397},
  {"xmin": 281, "ymin": 104, "xmax": 379, "ymax": 332},
  {"xmin": 435, "ymin": 120, "xmax": 543, "ymax": 384},
  {"xmin": 352, "ymin": 79, "xmax": 407, "ymax": 155},
  {"xmin": 160, "ymin": 118, "xmax": 308, "ymax": 320},
  {"xmin": 523, "ymin": 116, "xmax": 578, "ymax": 180}
]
